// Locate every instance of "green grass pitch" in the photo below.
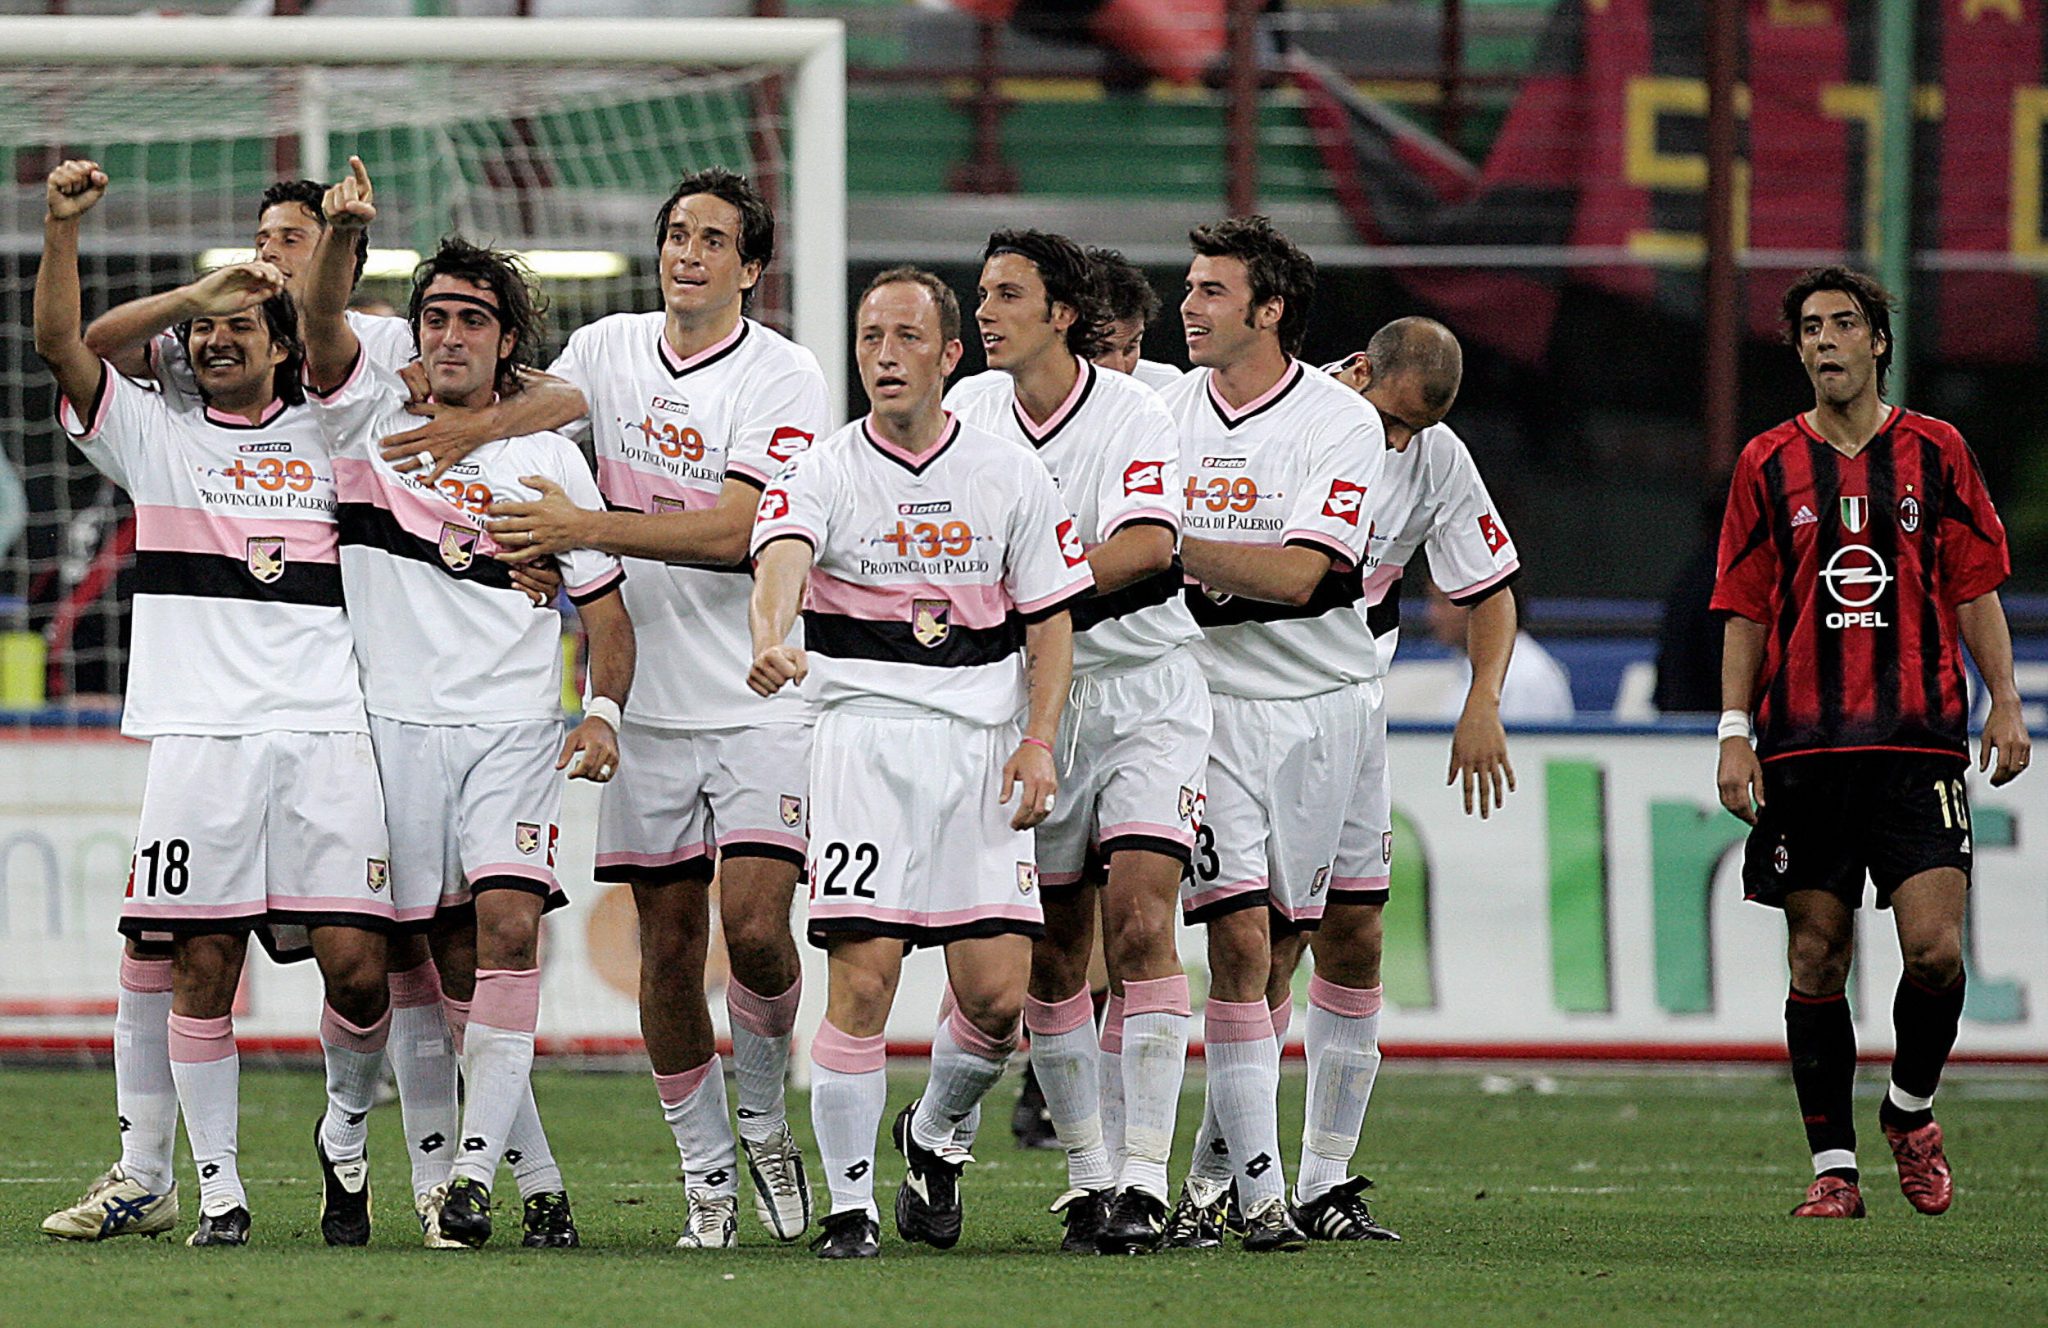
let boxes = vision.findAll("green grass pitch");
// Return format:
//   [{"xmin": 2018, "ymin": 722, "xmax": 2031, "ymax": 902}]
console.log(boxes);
[{"xmin": 2, "ymin": 1064, "xmax": 2045, "ymax": 1327}]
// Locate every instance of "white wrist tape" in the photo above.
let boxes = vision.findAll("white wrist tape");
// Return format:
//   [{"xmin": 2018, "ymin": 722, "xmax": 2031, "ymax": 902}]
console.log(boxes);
[
  {"xmin": 583, "ymin": 695, "xmax": 622, "ymax": 733},
  {"xmin": 1717, "ymin": 709, "xmax": 1753, "ymax": 743}
]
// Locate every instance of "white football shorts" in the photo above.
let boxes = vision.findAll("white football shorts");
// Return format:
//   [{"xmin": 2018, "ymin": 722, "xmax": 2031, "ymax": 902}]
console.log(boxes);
[{"xmin": 594, "ymin": 719, "xmax": 812, "ymax": 884}]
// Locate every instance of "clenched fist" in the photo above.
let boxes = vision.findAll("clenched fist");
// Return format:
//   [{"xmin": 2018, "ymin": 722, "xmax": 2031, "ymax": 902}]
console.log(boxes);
[{"xmin": 46, "ymin": 160, "xmax": 108, "ymax": 222}]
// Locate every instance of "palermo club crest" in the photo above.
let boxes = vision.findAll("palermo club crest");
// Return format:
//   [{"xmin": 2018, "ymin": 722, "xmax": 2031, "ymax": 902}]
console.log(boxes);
[
  {"xmin": 516, "ymin": 821, "xmax": 541, "ymax": 856},
  {"xmin": 245, "ymin": 536, "xmax": 286, "ymax": 584},
  {"xmin": 912, "ymin": 598, "xmax": 951, "ymax": 648},
  {"xmin": 780, "ymin": 794, "xmax": 803, "ymax": 828},
  {"xmin": 439, "ymin": 522, "xmax": 479, "ymax": 572}
]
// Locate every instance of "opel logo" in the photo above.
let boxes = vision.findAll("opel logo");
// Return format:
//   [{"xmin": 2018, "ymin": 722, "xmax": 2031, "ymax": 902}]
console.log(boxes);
[{"xmin": 1820, "ymin": 544, "xmax": 1892, "ymax": 609}]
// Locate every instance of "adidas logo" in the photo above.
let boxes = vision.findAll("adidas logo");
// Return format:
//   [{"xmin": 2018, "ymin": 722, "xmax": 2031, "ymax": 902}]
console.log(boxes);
[{"xmin": 1792, "ymin": 505, "xmax": 1818, "ymax": 527}]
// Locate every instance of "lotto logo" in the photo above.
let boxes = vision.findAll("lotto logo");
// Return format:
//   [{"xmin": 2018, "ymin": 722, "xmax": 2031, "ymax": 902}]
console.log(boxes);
[
  {"xmin": 419, "ymin": 1132, "xmax": 446, "ymax": 1154},
  {"xmin": 757, "ymin": 489, "xmax": 790, "ymax": 521},
  {"xmin": 845, "ymin": 1160, "xmax": 870, "ymax": 1181},
  {"xmin": 1056, "ymin": 518, "xmax": 1087, "ymax": 567},
  {"xmin": 1123, "ymin": 459, "xmax": 1166, "ymax": 496},
  {"xmin": 1244, "ymin": 1153, "xmax": 1274, "ymax": 1179},
  {"xmin": 767, "ymin": 426, "xmax": 814, "ymax": 462},
  {"xmin": 1322, "ymin": 479, "xmax": 1367, "ymax": 525},
  {"xmin": 1479, "ymin": 512, "xmax": 1509, "ymax": 554}
]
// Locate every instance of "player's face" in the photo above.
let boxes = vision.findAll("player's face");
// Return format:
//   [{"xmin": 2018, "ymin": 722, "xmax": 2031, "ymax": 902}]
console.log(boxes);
[
  {"xmin": 1181, "ymin": 255, "xmax": 1271, "ymax": 369},
  {"xmin": 1095, "ymin": 316, "xmax": 1145, "ymax": 375},
  {"xmin": 1364, "ymin": 370, "xmax": 1451, "ymax": 452},
  {"xmin": 658, "ymin": 193, "xmax": 761, "ymax": 325},
  {"xmin": 187, "ymin": 309, "xmax": 287, "ymax": 403},
  {"xmin": 416, "ymin": 276, "xmax": 514, "ymax": 405},
  {"xmin": 857, "ymin": 282, "xmax": 963, "ymax": 416},
  {"xmin": 1798, "ymin": 290, "xmax": 1885, "ymax": 407},
  {"xmin": 253, "ymin": 201, "xmax": 323, "ymax": 287},
  {"xmin": 975, "ymin": 252, "xmax": 1071, "ymax": 372}
]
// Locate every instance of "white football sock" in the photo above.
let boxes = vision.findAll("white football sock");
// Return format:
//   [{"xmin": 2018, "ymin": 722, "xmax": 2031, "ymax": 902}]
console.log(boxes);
[
  {"xmin": 507, "ymin": 1089, "xmax": 566, "ymax": 1198},
  {"xmin": 912, "ymin": 1007, "xmax": 1016, "ymax": 1151},
  {"xmin": 1119, "ymin": 975, "xmax": 1191, "ymax": 1202},
  {"xmin": 810, "ymin": 1020, "xmax": 886, "ymax": 1219},
  {"xmin": 114, "ymin": 954, "xmax": 177, "ymax": 1193},
  {"xmin": 449, "ymin": 968, "xmax": 539, "ymax": 1188},
  {"xmin": 1297, "ymin": 976, "xmax": 1383, "ymax": 1203},
  {"xmin": 388, "ymin": 962, "xmax": 459, "ymax": 1197},
  {"xmin": 1098, "ymin": 993, "xmax": 1126, "ymax": 1180},
  {"xmin": 1023, "ymin": 988, "xmax": 1113, "ymax": 1191},
  {"xmin": 318, "ymin": 1002, "xmax": 391, "ymax": 1163},
  {"xmin": 1203, "ymin": 998, "xmax": 1286, "ymax": 1207},
  {"xmin": 168, "ymin": 1013, "xmax": 245, "ymax": 1215},
  {"xmin": 727, "ymin": 975, "xmax": 801, "ymax": 1143},
  {"xmin": 655, "ymin": 1057, "xmax": 738, "ymax": 1198}
]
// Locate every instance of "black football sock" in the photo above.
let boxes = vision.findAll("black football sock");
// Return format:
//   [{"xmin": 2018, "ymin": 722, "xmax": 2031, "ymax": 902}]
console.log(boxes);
[
  {"xmin": 1881, "ymin": 970, "xmax": 1966, "ymax": 1132},
  {"xmin": 1786, "ymin": 987, "xmax": 1858, "ymax": 1180}
]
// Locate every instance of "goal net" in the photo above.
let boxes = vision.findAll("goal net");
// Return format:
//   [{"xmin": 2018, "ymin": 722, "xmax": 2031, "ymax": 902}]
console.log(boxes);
[{"xmin": 0, "ymin": 17, "xmax": 845, "ymax": 1055}]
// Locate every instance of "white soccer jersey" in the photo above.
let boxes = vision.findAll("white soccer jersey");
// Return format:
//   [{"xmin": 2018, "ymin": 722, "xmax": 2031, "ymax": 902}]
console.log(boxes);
[
  {"xmin": 1131, "ymin": 359, "xmax": 1185, "ymax": 393},
  {"xmin": 153, "ymin": 308, "xmax": 412, "ymax": 409},
  {"xmin": 60, "ymin": 364, "xmax": 365, "ymax": 738},
  {"xmin": 308, "ymin": 352, "xmax": 623, "ymax": 725},
  {"xmin": 1355, "ymin": 419, "xmax": 1521, "ymax": 678},
  {"xmin": 945, "ymin": 361, "xmax": 1201, "ymax": 673},
  {"xmin": 750, "ymin": 414, "xmax": 1096, "ymax": 726},
  {"xmin": 1165, "ymin": 360, "xmax": 1386, "ymax": 700},
  {"xmin": 549, "ymin": 313, "xmax": 828, "ymax": 728}
]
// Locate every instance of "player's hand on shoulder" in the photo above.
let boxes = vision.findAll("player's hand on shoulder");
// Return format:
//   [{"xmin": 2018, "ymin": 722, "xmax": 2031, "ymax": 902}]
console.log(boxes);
[
  {"xmin": 1716, "ymin": 737, "xmax": 1765, "ymax": 825},
  {"xmin": 1980, "ymin": 697, "xmax": 2032, "ymax": 786},
  {"xmin": 559, "ymin": 713, "xmax": 620, "ymax": 782},
  {"xmin": 322, "ymin": 155, "xmax": 376, "ymax": 230},
  {"xmin": 45, "ymin": 160, "xmax": 108, "ymax": 221},
  {"xmin": 1001, "ymin": 741, "xmax": 1058, "ymax": 831},
  {"xmin": 748, "ymin": 644, "xmax": 807, "ymax": 697}
]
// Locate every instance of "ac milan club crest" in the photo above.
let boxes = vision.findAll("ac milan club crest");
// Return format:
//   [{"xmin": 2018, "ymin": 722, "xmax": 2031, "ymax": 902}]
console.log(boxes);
[
  {"xmin": 516, "ymin": 821, "xmax": 541, "ymax": 855},
  {"xmin": 1898, "ymin": 493, "xmax": 1921, "ymax": 533},
  {"xmin": 245, "ymin": 536, "xmax": 286, "ymax": 584},
  {"xmin": 439, "ymin": 522, "xmax": 479, "ymax": 571}
]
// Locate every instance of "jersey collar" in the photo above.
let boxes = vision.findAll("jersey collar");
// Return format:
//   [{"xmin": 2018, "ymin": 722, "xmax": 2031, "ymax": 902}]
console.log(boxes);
[
  {"xmin": 864, "ymin": 412, "xmax": 960, "ymax": 475},
  {"xmin": 1207, "ymin": 358, "xmax": 1304, "ymax": 430},
  {"xmin": 658, "ymin": 317, "xmax": 749, "ymax": 379},
  {"xmin": 203, "ymin": 395, "xmax": 289, "ymax": 429},
  {"xmin": 1012, "ymin": 357, "xmax": 1095, "ymax": 448},
  {"xmin": 1793, "ymin": 403, "xmax": 1902, "ymax": 454}
]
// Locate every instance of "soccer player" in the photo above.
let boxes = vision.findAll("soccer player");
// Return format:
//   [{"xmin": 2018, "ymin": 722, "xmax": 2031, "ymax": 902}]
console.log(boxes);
[
  {"xmin": 1713, "ymin": 267, "xmax": 2029, "ymax": 1219},
  {"xmin": 477, "ymin": 167, "xmax": 829, "ymax": 1248},
  {"xmin": 1255, "ymin": 318, "xmax": 1521, "ymax": 1242},
  {"xmin": 1090, "ymin": 246, "xmax": 1184, "ymax": 392},
  {"xmin": 749, "ymin": 268, "xmax": 1092, "ymax": 1260},
  {"xmin": 35, "ymin": 161, "xmax": 396, "ymax": 1248},
  {"xmin": 301, "ymin": 158, "xmax": 636, "ymax": 1249},
  {"xmin": 1158, "ymin": 216, "xmax": 1385, "ymax": 1252},
  {"xmin": 946, "ymin": 229, "xmax": 1205, "ymax": 1253}
]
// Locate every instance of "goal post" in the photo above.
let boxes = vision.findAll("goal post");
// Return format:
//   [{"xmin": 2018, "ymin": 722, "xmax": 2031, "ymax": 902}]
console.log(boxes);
[{"xmin": 0, "ymin": 16, "xmax": 848, "ymax": 410}]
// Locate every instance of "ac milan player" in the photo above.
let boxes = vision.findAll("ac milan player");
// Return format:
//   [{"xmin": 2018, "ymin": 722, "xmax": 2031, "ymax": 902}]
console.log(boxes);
[{"xmin": 1713, "ymin": 266, "xmax": 2030, "ymax": 1220}]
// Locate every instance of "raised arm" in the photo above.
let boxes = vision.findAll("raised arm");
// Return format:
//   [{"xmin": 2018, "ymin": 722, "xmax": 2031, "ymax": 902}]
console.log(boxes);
[
  {"xmin": 33, "ymin": 161, "xmax": 112, "ymax": 414},
  {"xmin": 557, "ymin": 588, "xmax": 635, "ymax": 783},
  {"xmin": 1181, "ymin": 538, "xmax": 1332, "ymax": 606},
  {"xmin": 1449, "ymin": 589, "xmax": 1519, "ymax": 817},
  {"xmin": 747, "ymin": 536, "xmax": 814, "ymax": 696},
  {"xmin": 84, "ymin": 263, "xmax": 287, "ymax": 381},
  {"xmin": 301, "ymin": 156, "xmax": 374, "ymax": 394},
  {"xmin": 492, "ymin": 476, "xmax": 757, "ymax": 567},
  {"xmin": 1716, "ymin": 614, "xmax": 1769, "ymax": 824},
  {"xmin": 1958, "ymin": 590, "xmax": 2031, "ymax": 786}
]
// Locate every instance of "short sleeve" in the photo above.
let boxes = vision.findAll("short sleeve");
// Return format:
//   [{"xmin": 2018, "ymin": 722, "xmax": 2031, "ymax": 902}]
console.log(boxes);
[
  {"xmin": 544, "ymin": 324, "xmax": 599, "ymax": 447},
  {"xmin": 1006, "ymin": 463, "xmax": 1096, "ymax": 622},
  {"xmin": 348, "ymin": 310, "xmax": 417, "ymax": 375},
  {"xmin": 1281, "ymin": 404, "xmax": 1384, "ymax": 571},
  {"xmin": 727, "ymin": 361, "xmax": 829, "ymax": 489},
  {"xmin": 1096, "ymin": 397, "xmax": 1182, "ymax": 541},
  {"xmin": 1709, "ymin": 450, "xmax": 1776, "ymax": 623},
  {"xmin": 1937, "ymin": 437, "xmax": 2010, "ymax": 604},
  {"xmin": 1422, "ymin": 431, "xmax": 1520, "ymax": 604},
  {"xmin": 547, "ymin": 450, "xmax": 626, "ymax": 604},
  {"xmin": 59, "ymin": 362, "xmax": 167, "ymax": 492},
  {"xmin": 750, "ymin": 452, "xmax": 831, "ymax": 558}
]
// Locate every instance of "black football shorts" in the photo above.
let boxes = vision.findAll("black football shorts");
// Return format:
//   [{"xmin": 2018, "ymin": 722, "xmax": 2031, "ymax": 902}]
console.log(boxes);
[{"xmin": 1741, "ymin": 751, "xmax": 1974, "ymax": 910}]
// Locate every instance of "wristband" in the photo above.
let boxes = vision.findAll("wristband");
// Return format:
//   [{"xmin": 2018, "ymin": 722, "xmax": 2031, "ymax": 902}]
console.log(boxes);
[
  {"xmin": 583, "ymin": 695, "xmax": 623, "ymax": 733},
  {"xmin": 1717, "ymin": 709, "xmax": 1752, "ymax": 743},
  {"xmin": 1020, "ymin": 736, "xmax": 1053, "ymax": 754}
]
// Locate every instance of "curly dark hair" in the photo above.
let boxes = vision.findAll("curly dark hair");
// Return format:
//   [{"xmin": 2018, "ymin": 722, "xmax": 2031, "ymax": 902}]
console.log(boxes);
[
  {"xmin": 1780, "ymin": 265, "xmax": 1896, "ymax": 394},
  {"xmin": 257, "ymin": 179, "xmax": 368, "ymax": 287},
  {"xmin": 175, "ymin": 290, "xmax": 306, "ymax": 408},
  {"xmin": 406, "ymin": 237, "xmax": 548, "ymax": 399},
  {"xmin": 982, "ymin": 228, "xmax": 1111, "ymax": 359},
  {"xmin": 1188, "ymin": 215, "xmax": 1317, "ymax": 357},
  {"xmin": 1088, "ymin": 246, "xmax": 1161, "ymax": 327},
  {"xmin": 654, "ymin": 167, "xmax": 775, "ymax": 310}
]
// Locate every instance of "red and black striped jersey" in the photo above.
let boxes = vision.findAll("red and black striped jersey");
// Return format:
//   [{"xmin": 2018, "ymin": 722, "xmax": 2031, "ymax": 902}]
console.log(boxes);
[{"xmin": 1711, "ymin": 407, "xmax": 2008, "ymax": 762}]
